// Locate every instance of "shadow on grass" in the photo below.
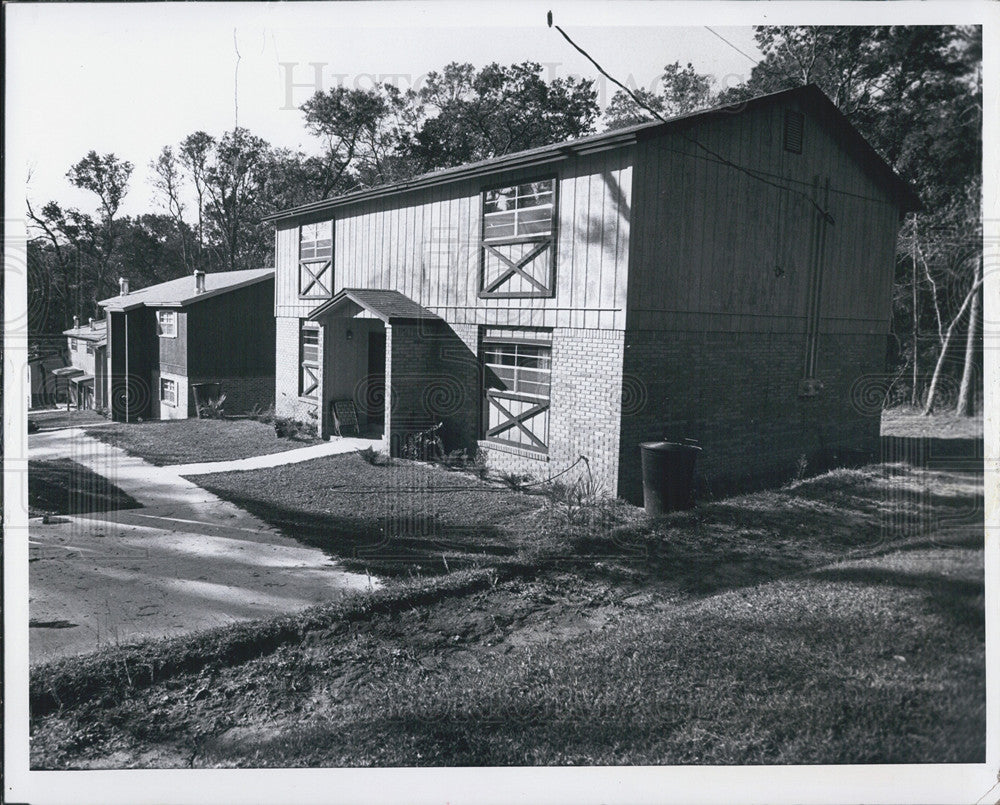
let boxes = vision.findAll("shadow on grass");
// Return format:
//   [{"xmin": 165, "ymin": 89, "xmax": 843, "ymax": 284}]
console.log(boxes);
[
  {"xmin": 194, "ymin": 486, "xmax": 518, "ymax": 577},
  {"xmin": 880, "ymin": 435, "xmax": 984, "ymax": 471},
  {"xmin": 29, "ymin": 459, "xmax": 142, "ymax": 517},
  {"xmin": 811, "ymin": 565, "xmax": 984, "ymax": 630}
]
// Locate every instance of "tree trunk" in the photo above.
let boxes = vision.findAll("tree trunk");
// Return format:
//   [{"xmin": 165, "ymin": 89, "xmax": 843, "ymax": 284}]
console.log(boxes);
[
  {"xmin": 956, "ymin": 255, "xmax": 982, "ymax": 416},
  {"xmin": 922, "ymin": 274, "xmax": 983, "ymax": 415}
]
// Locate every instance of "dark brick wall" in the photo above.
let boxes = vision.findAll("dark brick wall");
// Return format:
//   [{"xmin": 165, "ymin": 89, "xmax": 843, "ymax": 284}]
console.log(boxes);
[{"xmin": 617, "ymin": 329, "xmax": 886, "ymax": 503}]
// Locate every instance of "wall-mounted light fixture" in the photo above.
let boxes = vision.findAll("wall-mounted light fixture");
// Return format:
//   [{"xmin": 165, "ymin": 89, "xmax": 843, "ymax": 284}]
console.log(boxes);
[{"xmin": 346, "ymin": 328, "xmax": 353, "ymax": 341}]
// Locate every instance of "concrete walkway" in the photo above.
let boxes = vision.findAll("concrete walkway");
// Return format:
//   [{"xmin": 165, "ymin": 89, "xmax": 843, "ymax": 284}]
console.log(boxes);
[
  {"xmin": 28, "ymin": 429, "xmax": 379, "ymax": 664},
  {"xmin": 169, "ymin": 436, "xmax": 382, "ymax": 475}
]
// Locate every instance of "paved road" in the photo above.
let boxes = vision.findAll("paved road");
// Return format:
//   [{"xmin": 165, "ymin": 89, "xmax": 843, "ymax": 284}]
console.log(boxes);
[{"xmin": 28, "ymin": 429, "xmax": 377, "ymax": 663}]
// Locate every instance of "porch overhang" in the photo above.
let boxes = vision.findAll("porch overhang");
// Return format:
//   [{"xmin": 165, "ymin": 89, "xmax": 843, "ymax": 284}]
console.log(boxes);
[
  {"xmin": 307, "ymin": 288, "xmax": 442, "ymax": 325},
  {"xmin": 51, "ymin": 366, "xmax": 85, "ymax": 378}
]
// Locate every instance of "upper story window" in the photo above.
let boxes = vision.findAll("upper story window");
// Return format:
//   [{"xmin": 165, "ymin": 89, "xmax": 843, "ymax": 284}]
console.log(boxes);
[
  {"xmin": 157, "ymin": 310, "xmax": 177, "ymax": 338},
  {"xmin": 86, "ymin": 343, "xmax": 96, "ymax": 355},
  {"xmin": 299, "ymin": 221, "xmax": 333, "ymax": 299},
  {"xmin": 483, "ymin": 179, "xmax": 556, "ymax": 243},
  {"xmin": 69, "ymin": 338, "xmax": 78, "ymax": 351},
  {"xmin": 480, "ymin": 177, "xmax": 557, "ymax": 299}
]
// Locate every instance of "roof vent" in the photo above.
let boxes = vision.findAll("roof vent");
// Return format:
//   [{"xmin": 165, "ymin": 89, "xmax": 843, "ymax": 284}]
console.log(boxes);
[
  {"xmin": 194, "ymin": 270, "xmax": 206, "ymax": 294},
  {"xmin": 784, "ymin": 109, "xmax": 804, "ymax": 154},
  {"xmin": 73, "ymin": 315, "xmax": 79, "ymax": 329},
  {"xmin": 119, "ymin": 277, "xmax": 130, "ymax": 296},
  {"xmin": 89, "ymin": 317, "xmax": 95, "ymax": 330}
]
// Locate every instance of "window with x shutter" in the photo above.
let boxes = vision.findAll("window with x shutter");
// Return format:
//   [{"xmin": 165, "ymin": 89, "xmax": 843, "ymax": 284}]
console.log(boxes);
[
  {"xmin": 481, "ymin": 327, "xmax": 552, "ymax": 454},
  {"xmin": 480, "ymin": 178, "xmax": 557, "ymax": 298},
  {"xmin": 299, "ymin": 322, "xmax": 320, "ymax": 399},
  {"xmin": 299, "ymin": 221, "xmax": 333, "ymax": 299}
]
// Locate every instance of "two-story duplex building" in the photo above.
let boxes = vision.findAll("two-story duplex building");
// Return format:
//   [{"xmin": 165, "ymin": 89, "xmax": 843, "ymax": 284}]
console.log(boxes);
[
  {"xmin": 53, "ymin": 316, "xmax": 108, "ymax": 410},
  {"xmin": 98, "ymin": 269, "xmax": 276, "ymax": 421},
  {"xmin": 265, "ymin": 85, "xmax": 919, "ymax": 502}
]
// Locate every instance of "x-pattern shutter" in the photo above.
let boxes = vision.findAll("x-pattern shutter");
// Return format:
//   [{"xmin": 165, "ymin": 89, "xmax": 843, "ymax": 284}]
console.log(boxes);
[
  {"xmin": 299, "ymin": 260, "xmax": 332, "ymax": 298},
  {"xmin": 482, "ymin": 329, "xmax": 552, "ymax": 453},
  {"xmin": 481, "ymin": 239, "xmax": 554, "ymax": 297}
]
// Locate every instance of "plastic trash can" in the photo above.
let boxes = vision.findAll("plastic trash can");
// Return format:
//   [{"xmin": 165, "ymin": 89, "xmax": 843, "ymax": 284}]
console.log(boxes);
[{"xmin": 639, "ymin": 441, "xmax": 702, "ymax": 515}]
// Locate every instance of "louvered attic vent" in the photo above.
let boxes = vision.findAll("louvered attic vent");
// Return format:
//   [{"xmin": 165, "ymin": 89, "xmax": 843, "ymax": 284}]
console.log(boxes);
[{"xmin": 784, "ymin": 109, "xmax": 804, "ymax": 154}]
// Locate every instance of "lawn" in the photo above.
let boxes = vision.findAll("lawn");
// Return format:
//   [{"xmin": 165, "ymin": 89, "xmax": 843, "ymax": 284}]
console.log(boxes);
[
  {"xmin": 29, "ymin": 463, "xmax": 984, "ymax": 767},
  {"xmin": 882, "ymin": 405, "xmax": 983, "ymax": 439},
  {"xmin": 83, "ymin": 418, "xmax": 321, "ymax": 466},
  {"xmin": 28, "ymin": 459, "xmax": 141, "ymax": 517},
  {"xmin": 193, "ymin": 453, "xmax": 549, "ymax": 576}
]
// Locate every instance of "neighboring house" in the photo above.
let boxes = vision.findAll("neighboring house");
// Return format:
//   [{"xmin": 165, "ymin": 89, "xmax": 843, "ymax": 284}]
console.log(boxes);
[
  {"xmin": 29, "ymin": 346, "xmax": 70, "ymax": 408},
  {"xmin": 55, "ymin": 316, "xmax": 108, "ymax": 410},
  {"xmin": 98, "ymin": 269, "xmax": 276, "ymax": 421},
  {"xmin": 264, "ymin": 84, "xmax": 920, "ymax": 502}
]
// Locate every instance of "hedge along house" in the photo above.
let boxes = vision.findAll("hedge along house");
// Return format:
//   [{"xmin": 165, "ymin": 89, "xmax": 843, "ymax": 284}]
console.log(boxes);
[
  {"xmin": 55, "ymin": 316, "xmax": 108, "ymax": 410},
  {"xmin": 98, "ymin": 269, "xmax": 276, "ymax": 422},
  {"xmin": 265, "ymin": 85, "xmax": 919, "ymax": 502}
]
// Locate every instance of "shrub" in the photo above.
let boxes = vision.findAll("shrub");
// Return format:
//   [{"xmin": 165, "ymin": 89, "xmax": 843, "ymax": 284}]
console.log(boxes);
[
  {"xmin": 359, "ymin": 446, "xmax": 393, "ymax": 466},
  {"xmin": 199, "ymin": 393, "xmax": 227, "ymax": 420},
  {"xmin": 274, "ymin": 416, "xmax": 301, "ymax": 439},
  {"xmin": 249, "ymin": 403, "xmax": 276, "ymax": 425},
  {"xmin": 499, "ymin": 472, "xmax": 533, "ymax": 491}
]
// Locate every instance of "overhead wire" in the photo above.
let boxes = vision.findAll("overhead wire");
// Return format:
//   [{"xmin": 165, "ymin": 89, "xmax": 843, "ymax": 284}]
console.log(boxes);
[{"xmin": 547, "ymin": 12, "xmax": 835, "ymax": 224}]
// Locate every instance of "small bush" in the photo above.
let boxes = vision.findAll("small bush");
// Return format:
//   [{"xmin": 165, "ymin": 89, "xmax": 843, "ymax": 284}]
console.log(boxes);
[
  {"xmin": 274, "ymin": 417, "xmax": 301, "ymax": 439},
  {"xmin": 249, "ymin": 403, "xmax": 276, "ymax": 425},
  {"xmin": 359, "ymin": 446, "xmax": 392, "ymax": 466},
  {"xmin": 199, "ymin": 394, "xmax": 227, "ymax": 420},
  {"xmin": 499, "ymin": 472, "xmax": 533, "ymax": 491}
]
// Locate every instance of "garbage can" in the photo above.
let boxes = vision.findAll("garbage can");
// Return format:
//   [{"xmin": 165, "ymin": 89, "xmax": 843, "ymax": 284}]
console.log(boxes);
[{"xmin": 639, "ymin": 441, "xmax": 702, "ymax": 515}]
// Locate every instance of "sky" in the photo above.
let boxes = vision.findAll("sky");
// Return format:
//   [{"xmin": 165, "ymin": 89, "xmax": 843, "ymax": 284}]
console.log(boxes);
[{"xmin": 7, "ymin": 2, "xmax": 764, "ymax": 218}]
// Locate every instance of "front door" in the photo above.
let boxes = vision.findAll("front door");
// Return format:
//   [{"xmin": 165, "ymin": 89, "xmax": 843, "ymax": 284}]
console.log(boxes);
[{"xmin": 366, "ymin": 331, "xmax": 386, "ymax": 433}]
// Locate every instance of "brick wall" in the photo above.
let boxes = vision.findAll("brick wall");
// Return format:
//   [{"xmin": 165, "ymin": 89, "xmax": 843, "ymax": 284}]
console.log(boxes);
[
  {"xmin": 473, "ymin": 327, "xmax": 626, "ymax": 494},
  {"xmin": 187, "ymin": 374, "xmax": 274, "ymax": 416},
  {"xmin": 617, "ymin": 329, "xmax": 887, "ymax": 503},
  {"xmin": 275, "ymin": 315, "xmax": 321, "ymax": 432},
  {"xmin": 386, "ymin": 321, "xmax": 479, "ymax": 456}
]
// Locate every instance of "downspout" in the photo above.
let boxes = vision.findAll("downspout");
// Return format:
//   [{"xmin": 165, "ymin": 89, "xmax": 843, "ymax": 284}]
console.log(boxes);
[{"xmin": 124, "ymin": 313, "xmax": 130, "ymax": 424}]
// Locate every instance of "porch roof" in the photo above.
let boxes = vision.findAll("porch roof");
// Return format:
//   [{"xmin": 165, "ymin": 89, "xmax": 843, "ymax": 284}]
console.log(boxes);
[
  {"xmin": 51, "ymin": 366, "xmax": 85, "ymax": 378},
  {"xmin": 307, "ymin": 289, "xmax": 442, "ymax": 324}
]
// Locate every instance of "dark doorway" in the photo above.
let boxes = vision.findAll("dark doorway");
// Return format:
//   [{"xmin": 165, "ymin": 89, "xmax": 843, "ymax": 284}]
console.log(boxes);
[{"xmin": 366, "ymin": 331, "xmax": 386, "ymax": 433}]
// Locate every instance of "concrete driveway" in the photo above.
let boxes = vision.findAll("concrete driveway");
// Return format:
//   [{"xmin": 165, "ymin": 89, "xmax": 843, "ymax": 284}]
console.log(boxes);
[{"xmin": 29, "ymin": 429, "xmax": 377, "ymax": 664}]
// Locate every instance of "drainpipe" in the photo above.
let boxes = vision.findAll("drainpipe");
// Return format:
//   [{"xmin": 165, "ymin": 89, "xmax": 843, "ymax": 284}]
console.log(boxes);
[{"xmin": 124, "ymin": 313, "xmax": 129, "ymax": 424}]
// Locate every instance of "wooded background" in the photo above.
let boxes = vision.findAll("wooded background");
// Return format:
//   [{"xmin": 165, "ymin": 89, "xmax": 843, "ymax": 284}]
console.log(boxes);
[{"xmin": 26, "ymin": 26, "xmax": 982, "ymax": 415}]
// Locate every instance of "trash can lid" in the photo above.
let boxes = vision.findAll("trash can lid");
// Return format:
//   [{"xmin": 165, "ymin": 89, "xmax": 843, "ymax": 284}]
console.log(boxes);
[{"xmin": 640, "ymin": 441, "xmax": 702, "ymax": 452}]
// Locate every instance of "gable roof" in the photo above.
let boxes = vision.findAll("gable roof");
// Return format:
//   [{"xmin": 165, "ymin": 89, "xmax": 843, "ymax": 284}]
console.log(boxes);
[
  {"xmin": 99, "ymin": 269, "xmax": 274, "ymax": 312},
  {"xmin": 62, "ymin": 321, "xmax": 108, "ymax": 344},
  {"xmin": 264, "ymin": 84, "xmax": 920, "ymax": 225},
  {"xmin": 307, "ymin": 288, "xmax": 442, "ymax": 324}
]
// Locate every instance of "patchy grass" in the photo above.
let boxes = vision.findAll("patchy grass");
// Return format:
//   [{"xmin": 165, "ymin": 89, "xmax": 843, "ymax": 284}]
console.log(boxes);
[
  {"xmin": 192, "ymin": 453, "xmax": 549, "ymax": 577},
  {"xmin": 882, "ymin": 405, "xmax": 983, "ymax": 439},
  {"xmin": 84, "ymin": 418, "xmax": 321, "ymax": 466},
  {"xmin": 28, "ymin": 459, "xmax": 141, "ymax": 517},
  {"xmin": 30, "ymin": 544, "xmax": 984, "ymax": 768},
  {"xmin": 29, "ymin": 464, "xmax": 985, "ymax": 768}
]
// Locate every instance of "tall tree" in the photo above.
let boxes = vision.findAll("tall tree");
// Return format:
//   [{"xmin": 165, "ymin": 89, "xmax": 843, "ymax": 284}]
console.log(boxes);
[
  {"xmin": 604, "ymin": 61, "xmax": 715, "ymax": 130},
  {"xmin": 179, "ymin": 131, "xmax": 215, "ymax": 270},
  {"xmin": 405, "ymin": 61, "xmax": 599, "ymax": 171}
]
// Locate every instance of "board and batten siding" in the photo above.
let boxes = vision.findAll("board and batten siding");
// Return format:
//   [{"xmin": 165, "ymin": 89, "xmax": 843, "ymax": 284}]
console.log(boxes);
[
  {"xmin": 627, "ymin": 98, "xmax": 901, "ymax": 336},
  {"xmin": 274, "ymin": 148, "xmax": 633, "ymax": 331}
]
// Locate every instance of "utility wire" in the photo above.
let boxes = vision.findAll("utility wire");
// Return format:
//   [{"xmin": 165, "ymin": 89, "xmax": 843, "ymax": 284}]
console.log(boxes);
[
  {"xmin": 704, "ymin": 26, "xmax": 760, "ymax": 66},
  {"xmin": 547, "ymin": 12, "xmax": 835, "ymax": 224}
]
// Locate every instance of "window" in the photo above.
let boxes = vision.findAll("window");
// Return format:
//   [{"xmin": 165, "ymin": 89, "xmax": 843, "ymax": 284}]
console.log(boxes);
[
  {"xmin": 483, "ymin": 179, "xmax": 556, "ymax": 243},
  {"xmin": 299, "ymin": 322, "xmax": 320, "ymax": 399},
  {"xmin": 481, "ymin": 327, "xmax": 552, "ymax": 454},
  {"xmin": 299, "ymin": 221, "xmax": 333, "ymax": 298},
  {"xmin": 480, "ymin": 177, "xmax": 557, "ymax": 298},
  {"xmin": 86, "ymin": 343, "xmax": 96, "ymax": 355},
  {"xmin": 160, "ymin": 377, "xmax": 177, "ymax": 407},
  {"xmin": 784, "ymin": 109, "xmax": 804, "ymax": 154},
  {"xmin": 69, "ymin": 338, "xmax": 78, "ymax": 350},
  {"xmin": 157, "ymin": 310, "xmax": 177, "ymax": 337}
]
